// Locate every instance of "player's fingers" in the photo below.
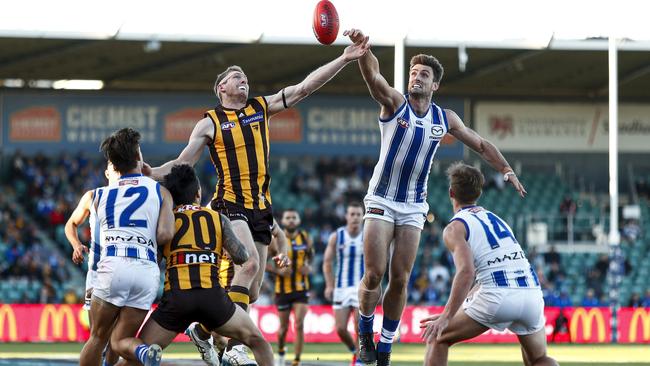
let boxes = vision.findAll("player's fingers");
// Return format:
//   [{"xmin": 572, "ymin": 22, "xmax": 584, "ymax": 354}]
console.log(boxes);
[
  {"xmin": 421, "ymin": 324, "xmax": 432, "ymax": 340},
  {"xmin": 82, "ymin": 246, "xmax": 89, "ymax": 253},
  {"xmin": 420, "ymin": 314, "xmax": 440, "ymax": 323},
  {"xmin": 343, "ymin": 29, "xmax": 350, "ymax": 36}
]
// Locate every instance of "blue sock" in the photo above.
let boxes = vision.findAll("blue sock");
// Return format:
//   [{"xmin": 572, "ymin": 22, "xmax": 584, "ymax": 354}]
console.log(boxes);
[
  {"xmin": 102, "ymin": 361, "xmax": 113, "ymax": 366},
  {"xmin": 135, "ymin": 344, "xmax": 149, "ymax": 364},
  {"xmin": 358, "ymin": 312, "xmax": 375, "ymax": 334},
  {"xmin": 377, "ymin": 317, "xmax": 400, "ymax": 353}
]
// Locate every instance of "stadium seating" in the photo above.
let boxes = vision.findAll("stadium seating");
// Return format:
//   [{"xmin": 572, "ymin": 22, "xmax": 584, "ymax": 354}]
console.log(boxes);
[{"xmin": 3, "ymin": 151, "xmax": 648, "ymax": 308}]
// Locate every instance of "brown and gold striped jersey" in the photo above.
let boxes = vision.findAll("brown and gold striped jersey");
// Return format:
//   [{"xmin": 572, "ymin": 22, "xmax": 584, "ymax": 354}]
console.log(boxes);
[
  {"xmin": 163, "ymin": 204, "xmax": 223, "ymax": 291},
  {"xmin": 205, "ymin": 96, "xmax": 272, "ymax": 210},
  {"xmin": 275, "ymin": 229, "xmax": 313, "ymax": 294}
]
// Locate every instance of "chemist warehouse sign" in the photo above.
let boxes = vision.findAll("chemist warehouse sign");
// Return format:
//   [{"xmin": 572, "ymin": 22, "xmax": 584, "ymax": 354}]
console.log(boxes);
[{"xmin": 0, "ymin": 92, "xmax": 463, "ymax": 158}]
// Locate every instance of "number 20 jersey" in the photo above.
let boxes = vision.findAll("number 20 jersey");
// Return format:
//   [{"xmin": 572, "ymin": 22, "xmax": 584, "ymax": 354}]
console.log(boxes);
[
  {"xmin": 450, "ymin": 206, "xmax": 539, "ymax": 289},
  {"xmin": 95, "ymin": 174, "xmax": 162, "ymax": 261}
]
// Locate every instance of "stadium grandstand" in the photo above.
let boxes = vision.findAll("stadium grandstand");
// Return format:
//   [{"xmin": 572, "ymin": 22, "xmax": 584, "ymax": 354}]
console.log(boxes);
[{"xmin": 1, "ymin": 1, "xmax": 650, "ymax": 365}]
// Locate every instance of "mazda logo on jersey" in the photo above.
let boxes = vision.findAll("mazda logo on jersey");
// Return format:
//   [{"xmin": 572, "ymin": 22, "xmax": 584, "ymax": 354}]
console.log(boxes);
[
  {"xmin": 431, "ymin": 125, "xmax": 444, "ymax": 137},
  {"xmin": 397, "ymin": 117, "xmax": 409, "ymax": 128}
]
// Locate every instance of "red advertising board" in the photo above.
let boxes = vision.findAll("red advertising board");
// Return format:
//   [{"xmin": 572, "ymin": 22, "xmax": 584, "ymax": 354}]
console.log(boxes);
[
  {"xmin": 0, "ymin": 304, "xmax": 644, "ymax": 344},
  {"xmin": 9, "ymin": 106, "xmax": 61, "ymax": 142}
]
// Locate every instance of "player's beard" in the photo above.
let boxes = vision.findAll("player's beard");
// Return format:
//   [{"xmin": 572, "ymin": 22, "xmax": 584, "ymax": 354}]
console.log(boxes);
[{"xmin": 285, "ymin": 226, "xmax": 297, "ymax": 234}]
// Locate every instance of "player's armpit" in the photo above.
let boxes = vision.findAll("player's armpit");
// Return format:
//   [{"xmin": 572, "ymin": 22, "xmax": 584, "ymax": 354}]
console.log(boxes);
[{"xmin": 220, "ymin": 213, "xmax": 249, "ymax": 265}]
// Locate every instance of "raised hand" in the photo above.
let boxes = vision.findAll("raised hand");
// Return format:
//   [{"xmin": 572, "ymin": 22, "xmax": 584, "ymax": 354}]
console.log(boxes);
[
  {"xmin": 343, "ymin": 28, "xmax": 366, "ymax": 44},
  {"xmin": 342, "ymin": 34, "xmax": 370, "ymax": 62}
]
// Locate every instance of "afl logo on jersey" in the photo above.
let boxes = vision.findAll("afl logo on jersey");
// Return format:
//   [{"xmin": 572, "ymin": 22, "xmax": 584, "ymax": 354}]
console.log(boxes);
[
  {"xmin": 431, "ymin": 125, "xmax": 444, "ymax": 137},
  {"xmin": 397, "ymin": 117, "xmax": 409, "ymax": 129},
  {"xmin": 221, "ymin": 122, "xmax": 236, "ymax": 130}
]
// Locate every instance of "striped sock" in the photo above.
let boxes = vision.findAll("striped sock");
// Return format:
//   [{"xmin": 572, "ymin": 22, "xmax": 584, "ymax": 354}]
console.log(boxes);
[
  {"xmin": 135, "ymin": 344, "xmax": 149, "ymax": 364},
  {"xmin": 358, "ymin": 312, "xmax": 375, "ymax": 334},
  {"xmin": 377, "ymin": 317, "xmax": 399, "ymax": 353},
  {"xmin": 227, "ymin": 286, "xmax": 250, "ymax": 351}
]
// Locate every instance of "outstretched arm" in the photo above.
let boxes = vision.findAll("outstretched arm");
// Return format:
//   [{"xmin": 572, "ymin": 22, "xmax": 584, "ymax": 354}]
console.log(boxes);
[
  {"xmin": 446, "ymin": 109, "xmax": 526, "ymax": 197},
  {"xmin": 220, "ymin": 214, "xmax": 250, "ymax": 265},
  {"xmin": 265, "ymin": 38, "xmax": 370, "ymax": 116},
  {"xmin": 421, "ymin": 221, "xmax": 475, "ymax": 342},
  {"xmin": 345, "ymin": 29, "xmax": 404, "ymax": 119},
  {"xmin": 148, "ymin": 117, "xmax": 214, "ymax": 181},
  {"xmin": 65, "ymin": 191, "xmax": 93, "ymax": 264}
]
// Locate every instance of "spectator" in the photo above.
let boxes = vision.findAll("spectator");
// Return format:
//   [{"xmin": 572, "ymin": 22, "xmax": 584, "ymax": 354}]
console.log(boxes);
[
  {"xmin": 621, "ymin": 219, "xmax": 641, "ymax": 243},
  {"xmin": 581, "ymin": 288, "xmax": 601, "ymax": 307},
  {"xmin": 559, "ymin": 195, "xmax": 577, "ymax": 216},
  {"xmin": 642, "ymin": 289, "xmax": 650, "ymax": 307},
  {"xmin": 544, "ymin": 245, "xmax": 561, "ymax": 266},
  {"xmin": 594, "ymin": 254, "xmax": 609, "ymax": 281},
  {"xmin": 628, "ymin": 292, "xmax": 643, "ymax": 307},
  {"xmin": 428, "ymin": 260, "xmax": 450, "ymax": 288}
]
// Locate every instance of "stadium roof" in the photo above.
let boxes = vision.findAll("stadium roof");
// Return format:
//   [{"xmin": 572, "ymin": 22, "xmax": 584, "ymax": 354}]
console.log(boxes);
[{"xmin": 1, "ymin": 0, "xmax": 649, "ymax": 99}]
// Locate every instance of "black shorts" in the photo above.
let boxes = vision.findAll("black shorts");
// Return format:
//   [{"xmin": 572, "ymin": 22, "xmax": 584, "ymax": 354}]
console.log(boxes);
[
  {"xmin": 211, "ymin": 199, "xmax": 273, "ymax": 245},
  {"xmin": 275, "ymin": 291, "xmax": 309, "ymax": 311},
  {"xmin": 151, "ymin": 287, "xmax": 236, "ymax": 334}
]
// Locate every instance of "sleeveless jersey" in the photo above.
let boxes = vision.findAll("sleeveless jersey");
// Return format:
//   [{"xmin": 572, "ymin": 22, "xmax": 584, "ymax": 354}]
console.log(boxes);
[
  {"xmin": 334, "ymin": 226, "xmax": 364, "ymax": 289},
  {"xmin": 450, "ymin": 206, "xmax": 539, "ymax": 289},
  {"xmin": 275, "ymin": 230, "xmax": 312, "ymax": 294},
  {"xmin": 163, "ymin": 204, "xmax": 224, "ymax": 291},
  {"xmin": 205, "ymin": 96, "xmax": 272, "ymax": 210},
  {"xmin": 96, "ymin": 174, "xmax": 162, "ymax": 263},
  {"xmin": 368, "ymin": 97, "xmax": 449, "ymax": 203}
]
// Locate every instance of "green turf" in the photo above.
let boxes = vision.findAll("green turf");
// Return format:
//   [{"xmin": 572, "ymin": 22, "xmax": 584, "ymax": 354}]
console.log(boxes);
[{"xmin": 0, "ymin": 342, "xmax": 648, "ymax": 365}]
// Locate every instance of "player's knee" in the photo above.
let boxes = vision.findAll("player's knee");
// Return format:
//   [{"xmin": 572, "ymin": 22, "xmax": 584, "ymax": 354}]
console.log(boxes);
[
  {"xmin": 294, "ymin": 320, "xmax": 305, "ymax": 332},
  {"xmin": 241, "ymin": 256, "xmax": 260, "ymax": 278},
  {"xmin": 336, "ymin": 324, "xmax": 348, "ymax": 337},
  {"xmin": 363, "ymin": 271, "xmax": 383, "ymax": 288},
  {"xmin": 248, "ymin": 286, "xmax": 260, "ymax": 303},
  {"xmin": 389, "ymin": 273, "xmax": 409, "ymax": 289}
]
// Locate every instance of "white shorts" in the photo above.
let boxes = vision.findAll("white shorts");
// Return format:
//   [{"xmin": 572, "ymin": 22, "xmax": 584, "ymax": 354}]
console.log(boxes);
[
  {"xmin": 363, "ymin": 194, "xmax": 428, "ymax": 230},
  {"xmin": 463, "ymin": 286, "xmax": 545, "ymax": 335},
  {"xmin": 83, "ymin": 270, "xmax": 98, "ymax": 310},
  {"xmin": 93, "ymin": 256, "xmax": 160, "ymax": 310},
  {"xmin": 333, "ymin": 287, "xmax": 359, "ymax": 310}
]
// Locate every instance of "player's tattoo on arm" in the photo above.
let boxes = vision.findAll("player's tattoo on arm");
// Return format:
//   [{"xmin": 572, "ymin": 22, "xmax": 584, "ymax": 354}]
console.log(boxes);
[{"xmin": 220, "ymin": 214, "xmax": 249, "ymax": 265}]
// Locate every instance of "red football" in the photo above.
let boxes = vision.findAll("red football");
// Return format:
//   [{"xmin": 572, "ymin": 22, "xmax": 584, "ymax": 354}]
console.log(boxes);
[{"xmin": 312, "ymin": 0, "xmax": 339, "ymax": 45}]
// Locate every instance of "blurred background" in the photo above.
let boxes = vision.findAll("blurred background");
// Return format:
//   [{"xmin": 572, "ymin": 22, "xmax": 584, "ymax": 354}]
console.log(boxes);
[{"xmin": 0, "ymin": 0, "xmax": 649, "ymax": 352}]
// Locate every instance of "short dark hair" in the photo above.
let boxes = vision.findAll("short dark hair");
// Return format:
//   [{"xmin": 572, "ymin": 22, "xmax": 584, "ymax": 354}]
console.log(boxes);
[
  {"xmin": 163, "ymin": 164, "xmax": 199, "ymax": 206},
  {"xmin": 410, "ymin": 54, "xmax": 444, "ymax": 83},
  {"xmin": 347, "ymin": 202, "xmax": 363, "ymax": 210},
  {"xmin": 447, "ymin": 162, "xmax": 484, "ymax": 205},
  {"xmin": 99, "ymin": 128, "xmax": 141, "ymax": 174},
  {"xmin": 214, "ymin": 65, "xmax": 244, "ymax": 100}
]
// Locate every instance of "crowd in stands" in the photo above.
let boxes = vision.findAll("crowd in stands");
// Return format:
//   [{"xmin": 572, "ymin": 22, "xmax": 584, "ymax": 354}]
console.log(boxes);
[{"xmin": 3, "ymin": 151, "xmax": 649, "ymax": 309}]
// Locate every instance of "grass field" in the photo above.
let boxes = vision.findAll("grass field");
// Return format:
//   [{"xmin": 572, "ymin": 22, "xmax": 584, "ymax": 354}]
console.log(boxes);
[{"xmin": 0, "ymin": 342, "xmax": 649, "ymax": 365}]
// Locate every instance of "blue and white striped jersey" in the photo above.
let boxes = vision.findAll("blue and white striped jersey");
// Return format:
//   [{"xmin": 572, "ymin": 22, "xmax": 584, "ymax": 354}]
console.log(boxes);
[
  {"xmin": 450, "ymin": 206, "xmax": 539, "ymax": 289},
  {"xmin": 367, "ymin": 97, "xmax": 449, "ymax": 203},
  {"xmin": 96, "ymin": 174, "xmax": 162, "ymax": 263},
  {"xmin": 335, "ymin": 226, "xmax": 364, "ymax": 289}
]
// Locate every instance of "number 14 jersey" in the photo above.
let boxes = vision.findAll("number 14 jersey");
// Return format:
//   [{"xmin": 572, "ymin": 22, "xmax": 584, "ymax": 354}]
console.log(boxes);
[{"xmin": 450, "ymin": 206, "xmax": 539, "ymax": 289}]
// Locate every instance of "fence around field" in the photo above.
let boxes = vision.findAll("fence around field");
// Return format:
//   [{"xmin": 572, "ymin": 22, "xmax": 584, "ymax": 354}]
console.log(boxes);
[{"xmin": 0, "ymin": 304, "xmax": 649, "ymax": 344}]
